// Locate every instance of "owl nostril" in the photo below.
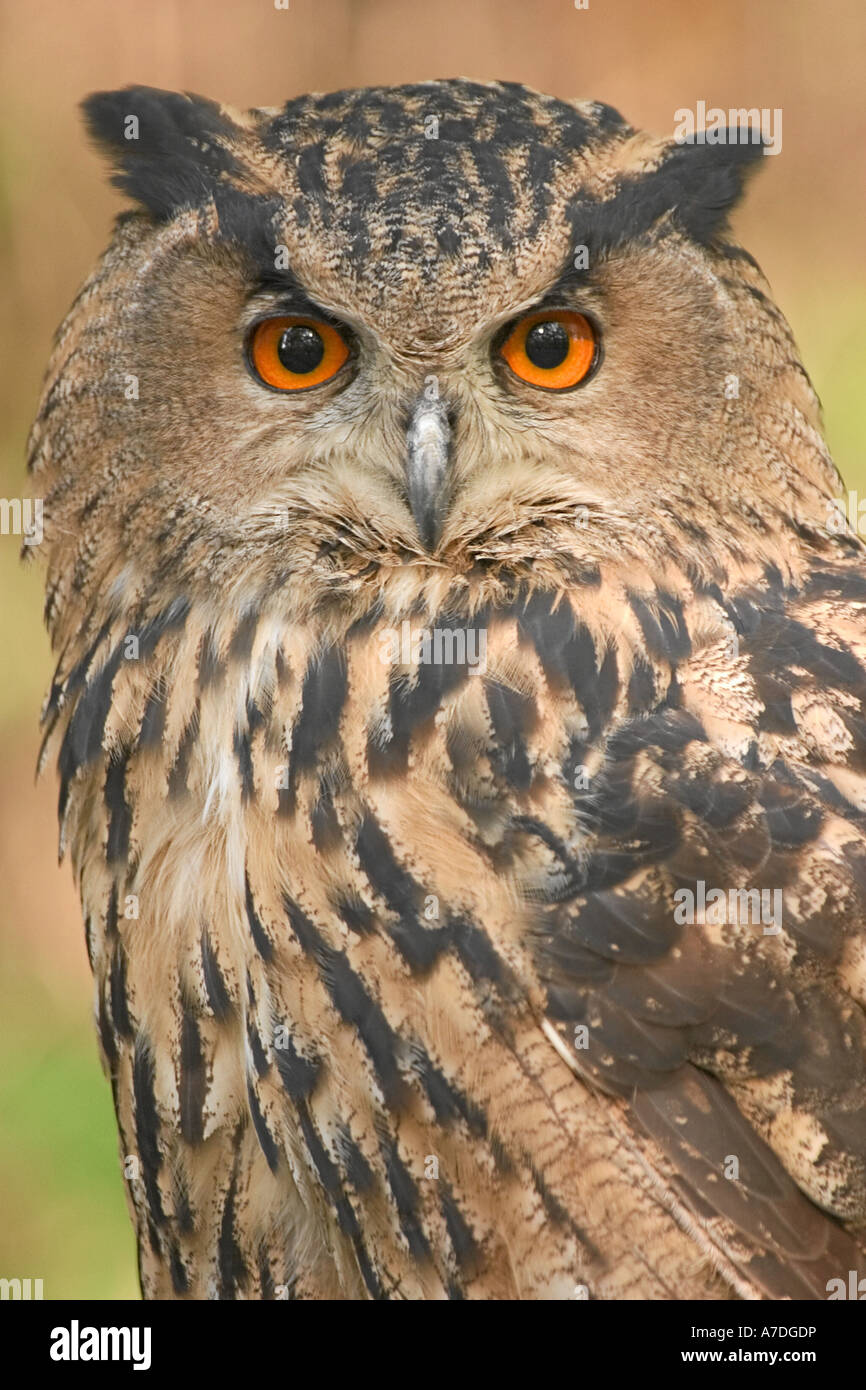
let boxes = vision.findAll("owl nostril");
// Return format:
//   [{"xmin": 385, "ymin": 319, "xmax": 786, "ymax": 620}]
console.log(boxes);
[{"xmin": 405, "ymin": 394, "xmax": 452, "ymax": 551}]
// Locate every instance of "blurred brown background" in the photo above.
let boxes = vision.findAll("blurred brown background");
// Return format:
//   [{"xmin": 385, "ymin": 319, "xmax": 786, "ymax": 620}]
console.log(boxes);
[{"xmin": 0, "ymin": 0, "xmax": 863, "ymax": 1298}]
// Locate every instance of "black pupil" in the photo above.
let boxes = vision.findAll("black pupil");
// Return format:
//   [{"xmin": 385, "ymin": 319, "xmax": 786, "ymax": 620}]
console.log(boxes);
[
  {"xmin": 524, "ymin": 320, "xmax": 570, "ymax": 369},
  {"xmin": 277, "ymin": 324, "xmax": 325, "ymax": 374}
]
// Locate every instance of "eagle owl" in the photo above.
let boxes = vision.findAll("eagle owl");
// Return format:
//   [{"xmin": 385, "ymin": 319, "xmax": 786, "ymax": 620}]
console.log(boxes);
[{"xmin": 29, "ymin": 79, "xmax": 866, "ymax": 1300}]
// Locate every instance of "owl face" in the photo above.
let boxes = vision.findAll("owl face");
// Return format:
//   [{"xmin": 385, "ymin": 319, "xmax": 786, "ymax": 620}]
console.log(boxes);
[{"xmin": 32, "ymin": 80, "xmax": 838, "ymax": 638}]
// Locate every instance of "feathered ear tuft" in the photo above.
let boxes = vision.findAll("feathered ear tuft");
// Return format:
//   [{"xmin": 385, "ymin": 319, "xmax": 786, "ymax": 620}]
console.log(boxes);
[
  {"xmin": 657, "ymin": 132, "xmax": 768, "ymax": 243},
  {"xmin": 569, "ymin": 125, "xmax": 769, "ymax": 262},
  {"xmin": 82, "ymin": 85, "xmax": 244, "ymax": 221}
]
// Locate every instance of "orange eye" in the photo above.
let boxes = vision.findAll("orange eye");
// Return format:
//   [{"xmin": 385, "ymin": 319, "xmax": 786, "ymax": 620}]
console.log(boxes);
[
  {"xmin": 500, "ymin": 310, "xmax": 597, "ymax": 390},
  {"xmin": 249, "ymin": 315, "xmax": 350, "ymax": 391}
]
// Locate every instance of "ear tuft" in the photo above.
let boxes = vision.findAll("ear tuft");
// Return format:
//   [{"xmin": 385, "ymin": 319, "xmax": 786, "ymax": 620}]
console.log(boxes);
[
  {"xmin": 82, "ymin": 85, "xmax": 242, "ymax": 220},
  {"xmin": 658, "ymin": 134, "xmax": 767, "ymax": 243}
]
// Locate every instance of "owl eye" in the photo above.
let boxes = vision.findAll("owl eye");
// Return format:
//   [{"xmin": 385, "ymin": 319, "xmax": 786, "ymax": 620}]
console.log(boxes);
[
  {"xmin": 500, "ymin": 310, "xmax": 597, "ymax": 390},
  {"xmin": 248, "ymin": 315, "xmax": 350, "ymax": 391}
]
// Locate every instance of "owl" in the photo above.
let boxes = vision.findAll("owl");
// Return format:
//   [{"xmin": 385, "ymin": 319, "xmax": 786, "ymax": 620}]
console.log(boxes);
[{"xmin": 28, "ymin": 79, "xmax": 866, "ymax": 1301}]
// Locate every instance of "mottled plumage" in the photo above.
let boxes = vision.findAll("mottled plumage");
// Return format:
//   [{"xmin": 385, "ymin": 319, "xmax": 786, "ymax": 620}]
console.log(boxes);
[{"xmin": 28, "ymin": 79, "xmax": 866, "ymax": 1299}]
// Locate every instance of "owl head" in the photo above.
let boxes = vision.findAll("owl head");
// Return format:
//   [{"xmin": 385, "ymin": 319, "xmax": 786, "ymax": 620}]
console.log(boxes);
[{"xmin": 30, "ymin": 80, "xmax": 841, "ymax": 650}]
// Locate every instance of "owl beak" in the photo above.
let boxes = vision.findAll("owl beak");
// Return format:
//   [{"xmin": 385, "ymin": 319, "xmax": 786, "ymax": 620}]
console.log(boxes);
[{"xmin": 406, "ymin": 395, "xmax": 451, "ymax": 551}]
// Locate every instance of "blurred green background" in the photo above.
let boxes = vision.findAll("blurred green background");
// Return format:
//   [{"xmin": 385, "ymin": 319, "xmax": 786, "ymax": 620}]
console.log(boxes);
[{"xmin": 0, "ymin": 0, "xmax": 863, "ymax": 1299}]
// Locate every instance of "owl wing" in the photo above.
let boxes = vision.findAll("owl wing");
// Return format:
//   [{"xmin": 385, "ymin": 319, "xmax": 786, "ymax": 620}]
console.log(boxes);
[{"xmin": 518, "ymin": 558, "xmax": 866, "ymax": 1297}]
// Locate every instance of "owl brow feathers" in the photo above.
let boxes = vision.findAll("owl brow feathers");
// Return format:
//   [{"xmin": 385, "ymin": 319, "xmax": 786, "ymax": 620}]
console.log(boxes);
[{"xmin": 82, "ymin": 82, "xmax": 767, "ymax": 276}]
